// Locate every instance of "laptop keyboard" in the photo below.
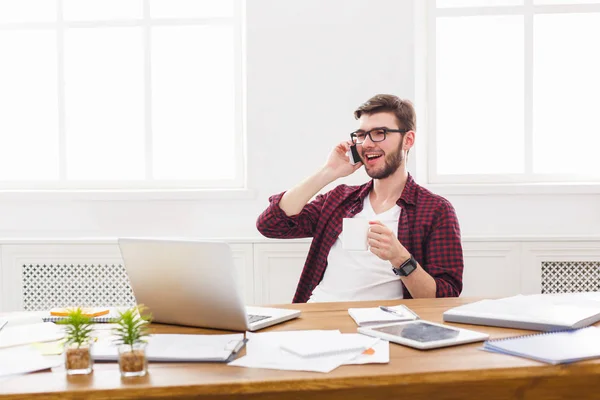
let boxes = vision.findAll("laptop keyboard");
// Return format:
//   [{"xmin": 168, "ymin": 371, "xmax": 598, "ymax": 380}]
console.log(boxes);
[{"xmin": 247, "ymin": 314, "xmax": 271, "ymax": 324}]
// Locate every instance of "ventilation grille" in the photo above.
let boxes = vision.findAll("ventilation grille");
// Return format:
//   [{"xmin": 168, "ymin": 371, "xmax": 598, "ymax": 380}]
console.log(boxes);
[
  {"xmin": 22, "ymin": 264, "xmax": 136, "ymax": 311},
  {"xmin": 541, "ymin": 261, "xmax": 600, "ymax": 294}
]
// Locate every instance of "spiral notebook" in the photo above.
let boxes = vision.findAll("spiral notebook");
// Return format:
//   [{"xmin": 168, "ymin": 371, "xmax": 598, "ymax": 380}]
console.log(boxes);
[
  {"xmin": 42, "ymin": 308, "xmax": 120, "ymax": 323},
  {"xmin": 483, "ymin": 326, "xmax": 600, "ymax": 364}
]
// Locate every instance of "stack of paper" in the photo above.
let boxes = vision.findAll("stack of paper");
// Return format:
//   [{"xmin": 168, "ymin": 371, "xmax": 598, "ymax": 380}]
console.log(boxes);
[
  {"xmin": 348, "ymin": 304, "xmax": 419, "ymax": 327},
  {"xmin": 228, "ymin": 330, "xmax": 388, "ymax": 373}
]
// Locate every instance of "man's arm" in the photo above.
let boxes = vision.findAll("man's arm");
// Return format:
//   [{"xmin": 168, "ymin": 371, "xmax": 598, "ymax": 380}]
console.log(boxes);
[
  {"xmin": 279, "ymin": 142, "xmax": 361, "ymax": 216},
  {"xmin": 368, "ymin": 221, "xmax": 437, "ymax": 298},
  {"xmin": 256, "ymin": 141, "xmax": 362, "ymax": 238},
  {"xmin": 368, "ymin": 200, "xmax": 463, "ymax": 298},
  {"xmin": 406, "ymin": 201, "xmax": 463, "ymax": 298}
]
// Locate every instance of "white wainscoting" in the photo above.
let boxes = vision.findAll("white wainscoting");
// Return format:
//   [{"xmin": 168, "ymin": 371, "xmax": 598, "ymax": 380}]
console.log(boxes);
[{"xmin": 1, "ymin": 237, "xmax": 600, "ymax": 312}]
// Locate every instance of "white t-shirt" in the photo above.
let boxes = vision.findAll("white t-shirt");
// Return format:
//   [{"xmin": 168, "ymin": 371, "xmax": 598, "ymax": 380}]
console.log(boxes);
[{"xmin": 308, "ymin": 194, "xmax": 403, "ymax": 303}]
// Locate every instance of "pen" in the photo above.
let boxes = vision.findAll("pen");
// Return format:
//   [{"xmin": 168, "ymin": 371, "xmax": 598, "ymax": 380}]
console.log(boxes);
[
  {"xmin": 379, "ymin": 306, "xmax": 420, "ymax": 319},
  {"xmin": 379, "ymin": 306, "xmax": 403, "ymax": 316},
  {"xmin": 232, "ymin": 338, "xmax": 247, "ymax": 354}
]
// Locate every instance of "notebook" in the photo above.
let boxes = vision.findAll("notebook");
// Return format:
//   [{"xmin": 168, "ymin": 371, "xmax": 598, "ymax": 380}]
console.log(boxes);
[
  {"xmin": 49, "ymin": 307, "xmax": 110, "ymax": 318},
  {"xmin": 348, "ymin": 304, "xmax": 419, "ymax": 327},
  {"xmin": 483, "ymin": 326, "xmax": 600, "ymax": 364},
  {"xmin": 92, "ymin": 333, "xmax": 246, "ymax": 363},
  {"xmin": 43, "ymin": 308, "xmax": 121, "ymax": 323},
  {"xmin": 443, "ymin": 294, "xmax": 600, "ymax": 331}
]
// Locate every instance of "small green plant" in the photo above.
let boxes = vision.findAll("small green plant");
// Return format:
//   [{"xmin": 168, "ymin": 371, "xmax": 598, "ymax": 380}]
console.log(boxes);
[
  {"xmin": 57, "ymin": 308, "xmax": 94, "ymax": 348},
  {"xmin": 113, "ymin": 305, "xmax": 152, "ymax": 352}
]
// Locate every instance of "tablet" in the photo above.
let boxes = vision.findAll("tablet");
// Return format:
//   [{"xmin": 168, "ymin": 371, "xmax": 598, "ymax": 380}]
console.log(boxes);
[{"xmin": 357, "ymin": 320, "xmax": 489, "ymax": 350}]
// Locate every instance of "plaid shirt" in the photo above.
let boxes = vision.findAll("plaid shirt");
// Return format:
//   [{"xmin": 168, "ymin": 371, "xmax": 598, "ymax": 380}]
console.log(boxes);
[{"xmin": 256, "ymin": 174, "xmax": 464, "ymax": 303}]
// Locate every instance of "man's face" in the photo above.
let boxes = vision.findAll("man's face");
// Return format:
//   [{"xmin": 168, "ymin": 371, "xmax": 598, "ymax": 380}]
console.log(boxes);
[{"xmin": 357, "ymin": 112, "xmax": 405, "ymax": 180}]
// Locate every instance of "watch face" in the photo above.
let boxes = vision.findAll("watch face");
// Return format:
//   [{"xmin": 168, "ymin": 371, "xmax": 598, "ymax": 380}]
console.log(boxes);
[
  {"xmin": 403, "ymin": 263, "xmax": 416, "ymax": 275},
  {"xmin": 392, "ymin": 258, "xmax": 417, "ymax": 276}
]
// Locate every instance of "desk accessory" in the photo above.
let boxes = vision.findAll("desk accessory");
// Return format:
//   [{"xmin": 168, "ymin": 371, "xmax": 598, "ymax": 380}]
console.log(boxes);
[
  {"xmin": 57, "ymin": 308, "xmax": 94, "ymax": 375},
  {"xmin": 348, "ymin": 304, "xmax": 419, "ymax": 327},
  {"xmin": 93, "ymin": 334, "xmax": 247, "ymax": 363},
  {"xmin": 483, "ymin": 326, "xmax": 600, "ymax": 364},
  {"xmin": 113, "ymin": 305, "xmax": 151, "ymax": 377},
  {"xmin": 358, "ymin": 320, "xmax": 489, "ymax": 350},
  {"xmin": 443, "ymin": 294, "xmax": 600, "ymax": 331},
  {"xmin": 44, "ymin": 308, "xmax": 118, "ymax": 323}
]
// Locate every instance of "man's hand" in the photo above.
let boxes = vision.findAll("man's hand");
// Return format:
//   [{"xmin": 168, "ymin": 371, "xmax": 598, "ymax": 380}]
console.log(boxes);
[
  {"xmin": 323, "ymin": 141, "xmax": 362, "ymax": 180},
  {"xmin": 367, "ymin": 221, "xmax": 411, "ymax": 267}
]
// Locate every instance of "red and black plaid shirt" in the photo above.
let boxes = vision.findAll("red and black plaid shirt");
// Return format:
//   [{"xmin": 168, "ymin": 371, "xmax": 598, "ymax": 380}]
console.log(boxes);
[{"xmin": 256, "ymin": 174, "xmax": 464, "ymax": 303}]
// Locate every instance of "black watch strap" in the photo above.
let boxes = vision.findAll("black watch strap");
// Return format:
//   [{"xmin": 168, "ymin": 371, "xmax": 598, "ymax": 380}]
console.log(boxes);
[{"xmin": 392, "ymin": 255, "xmax": 417, "ymax": 277}]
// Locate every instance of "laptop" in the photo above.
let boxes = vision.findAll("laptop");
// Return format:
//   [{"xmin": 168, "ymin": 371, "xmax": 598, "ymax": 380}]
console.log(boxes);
[{"xmin": 117, "ymin": 238, "xmax": 301, "ymax": 331}]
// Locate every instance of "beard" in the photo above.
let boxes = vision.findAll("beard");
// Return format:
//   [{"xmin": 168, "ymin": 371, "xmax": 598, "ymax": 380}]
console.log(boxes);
[{"xmin": 364, "ymin": 137, "xmax": 405, "ymax": 180}]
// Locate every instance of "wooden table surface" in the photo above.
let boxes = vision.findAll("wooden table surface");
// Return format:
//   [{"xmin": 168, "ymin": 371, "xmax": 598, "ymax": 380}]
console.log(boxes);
[{"xmin": 2, "ymin": 297, "xmax": 600, "ymax": 400}]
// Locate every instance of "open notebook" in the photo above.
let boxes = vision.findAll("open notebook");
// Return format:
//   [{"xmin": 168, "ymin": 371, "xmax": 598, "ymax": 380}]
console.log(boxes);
[
  {"xmin": 348, "ymin": 305, "xmax": 419, "ymax": 327},
  {"xmin": 483, "ymin": 326, "xmax": 600, "ymax": 364},
  {"xmin": 92, "ymin": 334, "xmax": 246, "ymax": 363}
]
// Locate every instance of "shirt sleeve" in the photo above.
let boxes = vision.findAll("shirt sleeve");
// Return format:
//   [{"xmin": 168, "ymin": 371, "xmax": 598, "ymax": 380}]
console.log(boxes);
[
  {"xmin": 423, "ymin": 200, "xmax": 464, "ymax": 297},
  {"xmin": 256, "ymin": 191, "xmax": 327, "ymax": 239}
]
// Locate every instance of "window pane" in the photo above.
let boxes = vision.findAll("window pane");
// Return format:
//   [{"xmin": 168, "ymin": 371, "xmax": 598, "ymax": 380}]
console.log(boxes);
[
  {"xmin": 0, "ymin": 30, "xmax": 58, "ymax": 180},
  {"xmin": 437, "ymin": 0, "xmax": 522, "ymax": 7},
  {"xmin": 0, "ymin": 0, "xmax": 55, "ymax": 23},
  {"xmin": 533, "ymin": 13, "xmax": 600, "ymax": 175},
  {"xmin": 535, "ymin": 0, "xmax": 600, "ymax": 4},
  {"xmin": 63, "ymin": 0, "xmax": 142, "ymax": 21},
  {"xmin": 152, "ymin": 26, "xmax": 235, "ymax": 180},
  {"xmin": 436, "ymin": 16, "xmax": 524, "ymax": 175},
  {"xmin": 150, "ymin": 0, "xmax": 234, "ymax": 18},
  {"xmin": 64, "ymin": 27, "xmax": 145, "ymax": 180}
]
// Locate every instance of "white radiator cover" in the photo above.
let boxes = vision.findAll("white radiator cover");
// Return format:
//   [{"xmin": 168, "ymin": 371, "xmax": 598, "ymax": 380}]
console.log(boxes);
[
  {"xmin": 22, "ymin": 263, "xmax": 136, "ymax": 311},
  {"xmin": 541, "ymin": 261, "xmax": 600, "ymax": 294}
]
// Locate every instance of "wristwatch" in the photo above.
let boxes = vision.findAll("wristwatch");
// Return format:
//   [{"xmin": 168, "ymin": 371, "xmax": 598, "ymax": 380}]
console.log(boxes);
[{"xmin": 392, "ymin": 255, "xmax": 418, "ymax": 277}]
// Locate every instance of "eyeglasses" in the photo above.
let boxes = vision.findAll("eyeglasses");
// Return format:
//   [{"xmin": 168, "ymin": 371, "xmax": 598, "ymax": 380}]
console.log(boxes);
[{"xmin": 350, "ymin": 127, "xmax": 408, "ymax": 145}]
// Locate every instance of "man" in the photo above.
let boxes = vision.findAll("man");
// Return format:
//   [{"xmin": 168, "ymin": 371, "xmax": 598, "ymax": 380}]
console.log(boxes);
[{"xmin": 256, "ymin": 94, "xmax": 463, "ymax": 303}]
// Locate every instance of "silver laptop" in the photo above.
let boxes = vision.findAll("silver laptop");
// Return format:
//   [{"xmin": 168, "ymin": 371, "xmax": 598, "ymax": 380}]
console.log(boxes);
[{"xmin": 117, "ymin": 238, "xmax": 300, "ymax": 331}]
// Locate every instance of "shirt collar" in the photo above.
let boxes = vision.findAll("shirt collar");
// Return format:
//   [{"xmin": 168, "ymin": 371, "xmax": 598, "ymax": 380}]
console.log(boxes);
[
  {"xmin": 354, "ymin": 173, "xmax": 417, "ymax": 206},
  {"xmin": 399, "ymin": 173, "xmax": 417, "ymax": 206}
]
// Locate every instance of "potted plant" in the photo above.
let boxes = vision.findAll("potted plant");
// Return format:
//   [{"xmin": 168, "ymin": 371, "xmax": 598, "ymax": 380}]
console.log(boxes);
[
  {"xmin": 113, "ymin": 305, "xmax": 152, "ymax": 377},
  {"xmin": 57, "ymin": 308, "xmax": 94, "ymax": 375}
]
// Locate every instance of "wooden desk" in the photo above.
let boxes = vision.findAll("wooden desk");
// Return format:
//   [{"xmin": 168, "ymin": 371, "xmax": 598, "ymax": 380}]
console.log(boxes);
[{"xmin": 2, "ymin": 297, "xmax": 600, "ymax": 400}]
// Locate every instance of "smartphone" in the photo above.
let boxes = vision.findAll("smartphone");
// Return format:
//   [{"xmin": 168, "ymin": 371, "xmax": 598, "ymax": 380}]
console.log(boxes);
[{"xmin": 348, "ymin": 144, "xmax": 361, "ymax": 165}]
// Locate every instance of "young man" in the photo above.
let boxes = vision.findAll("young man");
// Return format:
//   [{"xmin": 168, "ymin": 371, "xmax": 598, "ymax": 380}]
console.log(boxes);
[{"xmin": 256, "ymin": 94, "xmax": 463, "ymax": 303}]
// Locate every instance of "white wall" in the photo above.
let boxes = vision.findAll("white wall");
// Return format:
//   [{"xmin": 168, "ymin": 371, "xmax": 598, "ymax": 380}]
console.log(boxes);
[
  {"xmin": 0, "ymin": 0, "xmax": 415, "ymax": 239},
  {"xmin": 0, "ymin": 0, "xmax": 597, "ymax": 240}
]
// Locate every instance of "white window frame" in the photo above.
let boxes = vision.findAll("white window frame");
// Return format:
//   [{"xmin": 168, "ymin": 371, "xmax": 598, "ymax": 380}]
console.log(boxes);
[
  {"xmin": 427, "ymin": 0, "xmax": 600, "ymax": 188},
  {"xmin": 0, "ymin": 0, "xmax": 247, "ymax": 197}
]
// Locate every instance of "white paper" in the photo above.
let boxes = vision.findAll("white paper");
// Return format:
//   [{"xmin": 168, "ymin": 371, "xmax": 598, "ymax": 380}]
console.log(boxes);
[
  {"xmin": 280, "ymin": 332, "xmax": 379, "ymax": 358},
  {"xmin": 0, "ymin": 311, "xmax": 46, "ymax": 327},
  {"xmin": 228, "ymin": 330, "xmax": 377, "ymax": 373},
  {"xmin": 0, "ymin": 322, "xmax": 64, "ymax": 349},
  {"xmin": 0, "ymin": 346, "xmax": 62, "ymax": 377},
  {"xmin": 343, "ymin": 334, "xmax": 390, "ymax": 365}
]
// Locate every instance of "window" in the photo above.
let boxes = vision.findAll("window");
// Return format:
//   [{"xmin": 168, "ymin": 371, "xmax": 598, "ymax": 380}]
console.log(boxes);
[
  {"xmin": 0, "ymin": 0, "xmax": 244, "ymax": 190},
  {"xmin": 429, "ymin": 0, "xmax": 600, "ymax": 184}
]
